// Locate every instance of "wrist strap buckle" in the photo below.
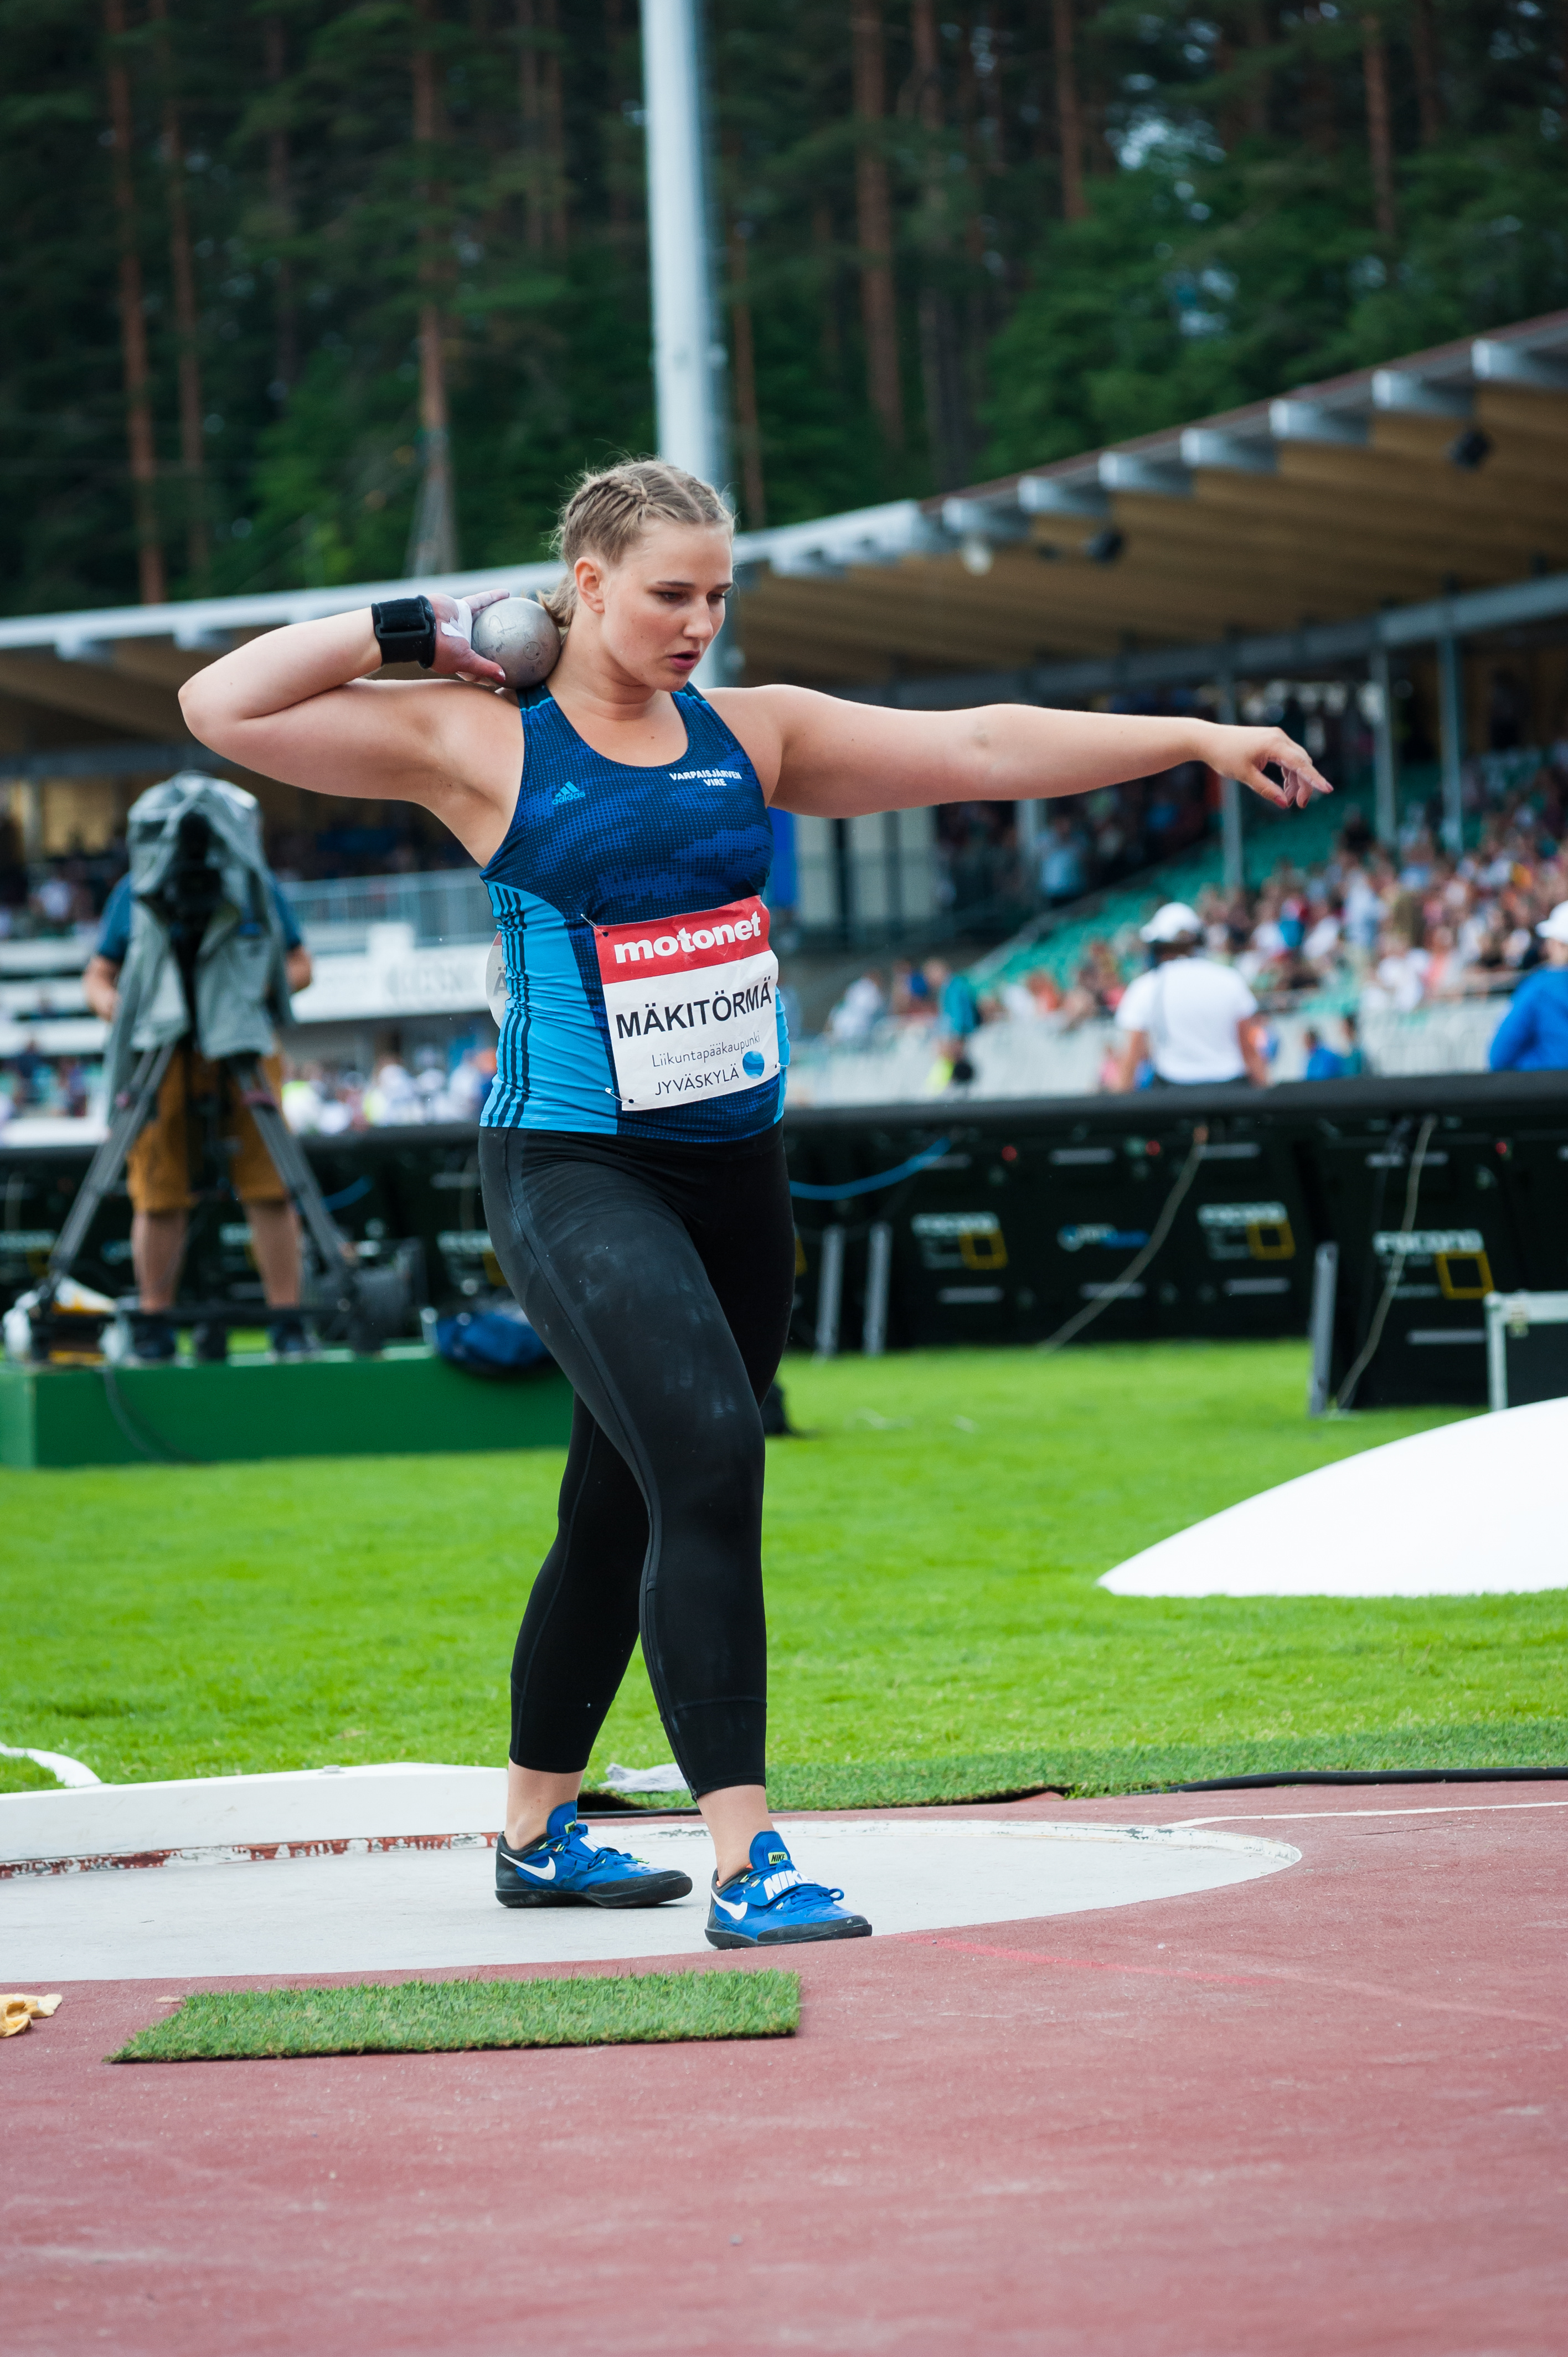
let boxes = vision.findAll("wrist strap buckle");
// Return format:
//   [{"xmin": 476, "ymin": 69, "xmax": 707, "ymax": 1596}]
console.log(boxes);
[{"xmin": 372, "ymin": 595, "xmax": 436, "ymax": 670}]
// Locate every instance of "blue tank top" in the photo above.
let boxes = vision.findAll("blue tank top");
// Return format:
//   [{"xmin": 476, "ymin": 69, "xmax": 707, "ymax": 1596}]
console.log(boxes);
[{"xmin": 479, "ymin": 684, "xmax": 787, "ymax": 1142}]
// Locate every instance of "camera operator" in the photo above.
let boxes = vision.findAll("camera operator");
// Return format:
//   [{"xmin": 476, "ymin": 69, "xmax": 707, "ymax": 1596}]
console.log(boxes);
[{"xmin": 83, "ymin": 845, "xmax": 313, "ymax": 1363}]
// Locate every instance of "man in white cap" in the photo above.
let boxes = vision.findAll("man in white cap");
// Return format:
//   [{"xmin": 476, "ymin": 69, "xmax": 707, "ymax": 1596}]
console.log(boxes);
[
  {"xmin": 1113, "ymin": 900, "xmax": 1266, "ymax": 1090},
  {"xmin": 1488, "ymin": 900, "xmax": 1568, "ymax": 1071}
]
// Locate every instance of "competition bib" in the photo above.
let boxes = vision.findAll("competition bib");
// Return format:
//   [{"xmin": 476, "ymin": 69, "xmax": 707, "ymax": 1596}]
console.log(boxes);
[{"xmin": 594, "ymin": 896, "xmax": 780, "ymax": 1111}]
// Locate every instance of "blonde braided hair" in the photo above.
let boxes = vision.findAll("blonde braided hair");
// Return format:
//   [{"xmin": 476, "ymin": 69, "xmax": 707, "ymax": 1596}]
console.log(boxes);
[{"xmin": 538, "ymin": 459, "xmax": 733, "ymax": 630}]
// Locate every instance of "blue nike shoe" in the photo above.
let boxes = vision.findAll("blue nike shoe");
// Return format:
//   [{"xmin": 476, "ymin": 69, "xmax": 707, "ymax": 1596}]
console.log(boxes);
[
  {"xmin": 704, "ymin": 1829, "xmax": 871, "ymax": 1948},
  {"xmin": 495, "ymin": 1803, "xmax": 693, "ymax": 1910}
]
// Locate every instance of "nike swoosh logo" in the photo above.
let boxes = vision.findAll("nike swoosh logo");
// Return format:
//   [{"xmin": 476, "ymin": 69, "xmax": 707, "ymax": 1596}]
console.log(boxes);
[
  {"xmin": 512, "ymin": 1854, "xmax": 555, "ymax": 1881},
  {"xmin": 711, "ymin": 1891, "xmax": 747, "ymax": 1919}
]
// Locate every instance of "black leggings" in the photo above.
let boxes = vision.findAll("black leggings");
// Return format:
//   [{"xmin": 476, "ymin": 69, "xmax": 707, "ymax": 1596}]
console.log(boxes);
[{"xmin": 478, "ymin": 1124, "xmax": 795, "ymax": 1798}]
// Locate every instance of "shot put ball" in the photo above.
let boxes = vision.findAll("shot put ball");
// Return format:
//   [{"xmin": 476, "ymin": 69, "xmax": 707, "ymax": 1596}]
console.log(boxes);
[{"xmin": 470, "ymin": 595, "xmax": 562, "ymax": 688}]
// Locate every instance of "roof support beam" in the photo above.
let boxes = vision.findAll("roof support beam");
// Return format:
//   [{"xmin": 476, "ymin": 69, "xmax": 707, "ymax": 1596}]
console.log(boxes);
[
  {"xmin": 1179, "ymin": 428, "xmax": 1275, "ymax": 474},
  {"xmin": 1098, "ymin": 451, "xmax": 1191, "ymax": 497},
  {"xmin": 0, "ymin": 653, "xmax": 185, "ymax": 738},
  {"xmin": 1269, "ymin": 400, "xmax": 1368, "ymax": 448},
  {"xmin": 840, "ymin": 568, "xmax": 1568, "ymax": 706},
  {"xmin": 1473, "ymin": 339, "xmax": 1568, "ymax": 392},
  {"xmin": 0, "ymin": 739, "xmax": 204, "ymax": 782},
  {"xmin": 1017, "ymin": 475, "xmax": 1108, "ymax": 520},
  {"xmin": 1373, "ymin": 369, "xmax": 1472, "ymax": 419}
]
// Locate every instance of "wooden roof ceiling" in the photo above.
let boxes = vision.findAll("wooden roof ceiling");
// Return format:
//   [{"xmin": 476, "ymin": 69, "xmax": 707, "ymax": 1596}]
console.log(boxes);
[{"xmin": 733, "ymin": 315, "xmax": 1568, "ymax": 688}]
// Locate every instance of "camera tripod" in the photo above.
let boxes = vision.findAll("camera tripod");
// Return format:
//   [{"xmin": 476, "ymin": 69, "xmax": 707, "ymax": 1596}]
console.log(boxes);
[{"xmin": 30, "ymin": 1043, "xmax": 409, "ymax": 1363}]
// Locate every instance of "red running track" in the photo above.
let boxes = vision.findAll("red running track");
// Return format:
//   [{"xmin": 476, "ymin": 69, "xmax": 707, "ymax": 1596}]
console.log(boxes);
[{"xmin": 6, "ymin": 1783, "xmax": 1565, "ymax": 2356}]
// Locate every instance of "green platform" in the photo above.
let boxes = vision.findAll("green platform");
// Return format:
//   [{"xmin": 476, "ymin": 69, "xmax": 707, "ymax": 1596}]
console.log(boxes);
[{"xmin": 0, "ymin": 1346, "xmax": 575, "ymax": 1469}]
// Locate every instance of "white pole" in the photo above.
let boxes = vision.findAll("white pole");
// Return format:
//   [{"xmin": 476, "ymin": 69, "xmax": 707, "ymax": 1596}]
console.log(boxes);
[
  {"xmin": 1218, "ymin": 666, "xmax": 1244, "ymax": 891},
  {"xmin": 1014, "ymin": 794, "xmax": 1044, "ymax": 904},
  {"xmin": 641, "ymin": 0, "xmax": 726, "ymax": 489},
  {"xmin": 863, "ymin": 1221, "xmax": 893, "ymax": 1358},
  {"xmin": 814, "ymin": 1226, "xmax": 844, "ymax": 1361},
  {"xmin": 1368, "ymin": 644, "xmax": 1398, "ymax": 847}
]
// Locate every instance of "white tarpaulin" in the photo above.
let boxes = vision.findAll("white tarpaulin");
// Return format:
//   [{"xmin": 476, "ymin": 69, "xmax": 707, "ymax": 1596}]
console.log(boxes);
[{"xmin": 1099, "ymin": 1395, "xmax": 1567, "ymax": 1597}]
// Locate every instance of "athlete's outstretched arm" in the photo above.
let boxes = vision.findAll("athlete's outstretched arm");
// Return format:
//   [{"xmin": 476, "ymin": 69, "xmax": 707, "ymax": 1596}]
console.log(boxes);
[
  {"xmin": 179, "ymin": 600, "xmax": 520, "ymax": 858},
  {"xmin": 726, "ymin": 685, "xmax": 1328, "ymax": 816}
]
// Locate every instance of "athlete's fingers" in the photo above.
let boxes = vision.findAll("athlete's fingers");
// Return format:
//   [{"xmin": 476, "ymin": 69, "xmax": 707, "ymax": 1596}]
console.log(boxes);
[
  {"xmin": 1260, "ymin": 757, "xmax": 1332, "ymax": 809},
  {"xmin": 426, "ymin": 590, "xmax": 471, "ymax": 661},
  {"xmin": 423, "ymin": 591, "xmax": 504, "ymax": 685},
  {"xmin": 1266, "ymin": 732, "xmax": 1332, "ymax": 800},
  {"xmin": 454, "ymin": 589, "xmax": 514, "ymax": 682},
  {"xmin": 1209, "ymin": 723, "xmax": 1332, "ymax": 810},
  {"xmin": 1227, "ymin": 730, "xmax": 1332, "ymax": 810},
  {"xmin": 1239, "ymin": 759, "xmax": 1319, "ymax": 810}
]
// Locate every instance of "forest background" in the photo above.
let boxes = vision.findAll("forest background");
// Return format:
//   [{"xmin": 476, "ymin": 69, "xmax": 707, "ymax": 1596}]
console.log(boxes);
[{"xmin": 3, "ymin": 0, "xmax": 1566, "ymax": 622}]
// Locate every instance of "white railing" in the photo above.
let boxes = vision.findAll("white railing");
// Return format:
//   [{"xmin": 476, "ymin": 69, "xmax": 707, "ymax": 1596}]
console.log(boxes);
[
  {"xmin": 784, "ymin": 997, "xmax": 1513, "ymax": 1108},
  {"xmin": 285, "ymin": 868, "xmax": 494, "ymax": 949}
]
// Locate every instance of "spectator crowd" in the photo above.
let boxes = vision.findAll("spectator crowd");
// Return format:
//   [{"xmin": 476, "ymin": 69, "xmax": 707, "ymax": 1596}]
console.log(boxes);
[
  {"xmin": 817, "ymin": 745, "xmax": 1568, "ymax": 1089},
  {"xmin": 6, "ymin": 735, "xmax": 1568, "ymax": 1123},
  {"xmin": 278, "ymin": 1042, "xmax": 496, "ymax": 1133}
]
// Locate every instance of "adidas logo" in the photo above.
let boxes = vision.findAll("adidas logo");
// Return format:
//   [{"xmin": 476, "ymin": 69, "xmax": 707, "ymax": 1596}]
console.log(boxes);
[{"xmin": 553, "ymin": 782, "xmax": 585, "ymax": 806}]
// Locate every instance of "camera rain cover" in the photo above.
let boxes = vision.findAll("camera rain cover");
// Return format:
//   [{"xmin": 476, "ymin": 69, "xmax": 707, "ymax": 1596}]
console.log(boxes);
[{"xmin": 104, "ymin": 771, "xmax": 295, "ymax": 1107}]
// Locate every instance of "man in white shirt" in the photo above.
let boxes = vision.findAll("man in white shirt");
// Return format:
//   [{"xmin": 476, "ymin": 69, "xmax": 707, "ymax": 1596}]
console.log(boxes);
[{"xmin": 1113, "ymin": 901, "xmax": 1265, "ymax": 1089}]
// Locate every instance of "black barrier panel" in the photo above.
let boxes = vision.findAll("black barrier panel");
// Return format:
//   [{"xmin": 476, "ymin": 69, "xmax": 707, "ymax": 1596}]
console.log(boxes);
[
  {"xmin": 1316, "ymin": 1120, "xmax": 1517, "ymax": 1408},
  {"xmin": 782, "ymin": 1099, "xmax": 1319, "ymax": 1351},
  {"xmin": 1495, "ymin": 1309, "xmax": 1568, "ymax": 1408},
  {"xmin": 1313, "ymin": 1093, "xmax": 1568, "ymax": 1408},
  {"xmin": 1494, "ymin": 1128, "xmax": 1568, "ymax": 1299},
  {"xmin": 784, "ymin": 1120, "xmax": 953, "ymax": 1352},
  {"xmin": 0, "ymin": 1123, "xmax": 488, "ymax": 1323},
  {"xmin": 781, "ymin": 1069, "xmax": 1568, "ymax": 1394},
  {"xmin": 0, "ymin": 1153, "xmax": 124, "ymax": 1308},
  {"xmin": 887, "ymin": 1140, "xmax": 1031, "ymax": 1347},
  {"xmin": 1028, "ymin": 1118, "xmax": 1319, "ymax": 1346},
  {"xmin": 7, "ymin": 1076, "xmax": 1566, "ymax": 1400},
  {"xmin": 303, "ymin": 1130, "xmax": 490, "ymax": 1307}
]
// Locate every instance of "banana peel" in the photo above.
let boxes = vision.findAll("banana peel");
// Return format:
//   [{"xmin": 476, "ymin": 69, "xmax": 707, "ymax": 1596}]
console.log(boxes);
[{"xmin": 2, "ymin": 1993, "xmax": 62, "ymax": 2038}]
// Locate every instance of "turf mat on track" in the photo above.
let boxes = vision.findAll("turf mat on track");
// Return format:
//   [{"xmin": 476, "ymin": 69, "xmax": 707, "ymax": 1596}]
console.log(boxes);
[
  {"xmin": 601, "ymin": 1725, "xmax": 1568, "ymax": 1810},
  {"xmin": 110, "ymin": 1969, "xmax": 800, "ymax": 2062}
]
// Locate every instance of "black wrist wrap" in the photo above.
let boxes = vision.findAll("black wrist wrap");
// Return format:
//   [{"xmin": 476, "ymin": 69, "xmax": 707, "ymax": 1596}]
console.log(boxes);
[{"xmin": 371, "ymin": 594, "xmax": 436, "ymax": 670}]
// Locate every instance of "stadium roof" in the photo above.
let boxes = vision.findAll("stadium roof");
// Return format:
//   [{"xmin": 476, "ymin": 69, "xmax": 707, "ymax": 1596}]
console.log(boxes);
[
  {"xmin": 737, "ymin": 306, "xmax": 1568, "ymax": 698},
  {"xmin": 1, "ymin": 307, "xmax": 1566, "ymax": 779}
]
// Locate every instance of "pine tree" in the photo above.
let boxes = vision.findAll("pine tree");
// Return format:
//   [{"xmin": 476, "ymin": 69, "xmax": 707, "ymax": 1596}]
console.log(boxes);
[{"xmin": 0, "ymin": 1, "xmax": 1564, "ymax": 617}]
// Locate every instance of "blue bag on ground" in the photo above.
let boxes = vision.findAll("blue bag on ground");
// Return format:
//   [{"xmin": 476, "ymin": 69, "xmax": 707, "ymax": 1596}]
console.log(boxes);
[{"xmin": 435, "ymin": 1303, "xmax": 553, "ymax": 1380}]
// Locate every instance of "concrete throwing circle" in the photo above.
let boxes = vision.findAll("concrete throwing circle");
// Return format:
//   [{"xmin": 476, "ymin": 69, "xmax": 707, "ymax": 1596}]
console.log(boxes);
[{"xmin": 0, "ymin": 1819, "xmax": 1297, "ymax": 1982}]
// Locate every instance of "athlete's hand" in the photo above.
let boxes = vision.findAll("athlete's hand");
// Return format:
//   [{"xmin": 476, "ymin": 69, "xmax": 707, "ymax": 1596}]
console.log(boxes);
[
  {"xmin": 427, "ymin": 589, "xmax": 509, "ymax": 687},
  {"xmin": 1205, "ymin": 723, "xmax": 1331, "ymax": 811}
]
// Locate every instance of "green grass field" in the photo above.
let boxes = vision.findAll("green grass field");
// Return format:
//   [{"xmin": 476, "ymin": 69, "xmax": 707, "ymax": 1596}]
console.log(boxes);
[
  {"xmin": 3, "ymin": 1341, "xmax": 1564, "ymax": 1801},
  {"xmin": 111, "ymin": 1969, "xmax": 800, "ymax": 2062}
]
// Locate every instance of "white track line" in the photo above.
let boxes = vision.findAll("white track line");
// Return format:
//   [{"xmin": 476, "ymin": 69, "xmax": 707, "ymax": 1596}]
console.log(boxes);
[
  {"xmin": 0, "ymin": 1742, "xmax": 98, "ymax": 1788},
  {"xmin": 1172, "ymin": 1800, "xmax": 1568, "ymax": 1825}
]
